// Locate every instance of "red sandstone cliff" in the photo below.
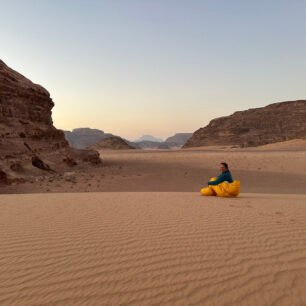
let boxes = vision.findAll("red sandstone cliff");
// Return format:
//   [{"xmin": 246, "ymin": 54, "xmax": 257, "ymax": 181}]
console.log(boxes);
[
  {"xmin": 0, "ymin": 60, "xmax": 101, "ymax": 184},
  {"xmin": 183, "ymin": 100, "xmax": 306, "ymax": 148}
]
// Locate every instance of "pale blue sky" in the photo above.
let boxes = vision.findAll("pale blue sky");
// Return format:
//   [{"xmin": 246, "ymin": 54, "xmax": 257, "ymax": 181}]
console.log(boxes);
[{"xmin": 1, "ymin": 0, "xmax": 306, "ymax": 139}]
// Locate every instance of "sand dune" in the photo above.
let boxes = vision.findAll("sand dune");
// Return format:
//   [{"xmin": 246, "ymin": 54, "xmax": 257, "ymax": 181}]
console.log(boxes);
[
  {"xmin": 1, "ymin": 192, "xmax": 306, "ymax": 305},
  {"xmin": 248, "ymin": 139, "xmax": 306, "ymax": 151}
]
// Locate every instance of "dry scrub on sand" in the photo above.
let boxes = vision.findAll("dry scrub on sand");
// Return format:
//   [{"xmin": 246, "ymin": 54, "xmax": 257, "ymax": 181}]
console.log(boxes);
[{"xmin": 0, "ymin": 192, "xmax": 306, "ymax": 305}]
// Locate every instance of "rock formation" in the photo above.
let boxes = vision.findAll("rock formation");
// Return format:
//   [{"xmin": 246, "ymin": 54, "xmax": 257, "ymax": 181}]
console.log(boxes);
[
  {"xmin": 165, "ymin": 133, "xmax": 192, "ymax": 147},
  {"xmin": 0, "ymin": 60, "xmax": 101, "ymax": 184},
  {"xmin": 183, "ymin": 100, "xmax": 306, "ymax": 148},
  {"xmin": 65, "ymin": 130, "xmax": 192, "ymax": 150},
  {"xmin": 135, "ymin": 135, "xmax": 163, "ymax": 143},
  {"xmin": 64, "ymin": 128, "xmax": 115, "ymax": 149},
  {"xmin": 88, "ymin": 136, "xmax": 135, "ymax": 150},
  {"xmin": 134, "ymin": 134, "xmax": 192, "ymax": 149}
]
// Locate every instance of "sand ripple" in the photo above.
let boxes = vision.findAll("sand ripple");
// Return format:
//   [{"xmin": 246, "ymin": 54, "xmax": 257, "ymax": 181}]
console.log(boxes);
[{"xmin": 0, "ymin": 192, "xmax": 306, "ymax": 305}]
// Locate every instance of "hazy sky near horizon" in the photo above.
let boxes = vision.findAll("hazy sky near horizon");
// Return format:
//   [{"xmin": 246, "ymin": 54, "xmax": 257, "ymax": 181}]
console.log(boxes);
[{"xmin": 1, "ymin": 0, "xmax": 306, "ymax": 140}]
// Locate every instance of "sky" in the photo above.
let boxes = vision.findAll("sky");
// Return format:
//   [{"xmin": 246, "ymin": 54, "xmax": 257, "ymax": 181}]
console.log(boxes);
[{"xmin": 1, "ymin": 0, "xmax": 306, "ymax": 140}]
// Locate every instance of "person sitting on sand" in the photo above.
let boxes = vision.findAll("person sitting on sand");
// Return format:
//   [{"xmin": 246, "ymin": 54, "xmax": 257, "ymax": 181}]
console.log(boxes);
[
  {"xmin": 201, "ymin": 162, "xmax": 240, "ymax": 197},
  {"xmin": 208, "ymin": 162, "xmax": 233, "ymax": 186}
]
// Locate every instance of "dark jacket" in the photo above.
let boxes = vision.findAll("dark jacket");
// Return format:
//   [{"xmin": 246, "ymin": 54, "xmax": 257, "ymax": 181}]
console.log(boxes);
[{"xmin": 208, "ymin": 170, "xmax": 233, "ymax": 185}]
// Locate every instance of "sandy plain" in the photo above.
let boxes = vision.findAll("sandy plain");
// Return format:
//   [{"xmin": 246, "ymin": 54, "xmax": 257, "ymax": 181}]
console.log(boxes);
[
  {"xmin": 0, "ymin": 140, "xmax": 306, "ymax": 305},
  {"xmin": 1, "ymin": 140, "xmax": 306, "ymax": 194}
]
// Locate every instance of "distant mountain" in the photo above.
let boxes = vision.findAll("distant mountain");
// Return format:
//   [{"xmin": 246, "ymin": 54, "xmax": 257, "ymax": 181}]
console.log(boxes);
[
  {"xmin": 64, "ymin": 128, "xmax": 115, "ymax": 149},
  {"xmin": 134, "ymin": 133, "xmax": 192, "ymax": 148},
  {"xmin": 129, "ymin": 133, "xmax": 194, "ymax": 149},
  {"xmin": 88, "ymin": 137, "xmax": 135, "ymax": 150},
  {"xmin": 135, "ymin": 140, "xmax": 171, "ymax": 149},
  {"xmin": 183, "ymin": 100, "xmax": 306, "ymax": 148},
  {"xmin": 64, "ymin": 129, "xmax": 192, "ymax": 151},
  {"xmin": 124, "ymin": 140, "xmax": 141, "ymax": 149},
  {"xmin": 135, "ymin": 135, "xmax": 163, "ymax": 143},
  {"xmin": 165, "ymin": 133, "xmax": 192, "ymax": 147}
]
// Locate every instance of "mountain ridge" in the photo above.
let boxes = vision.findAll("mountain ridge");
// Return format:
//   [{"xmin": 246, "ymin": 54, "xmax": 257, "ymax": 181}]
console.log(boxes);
[{"xmin": 184, "ymin": 100, "xmax": 306, "ymax": 148}]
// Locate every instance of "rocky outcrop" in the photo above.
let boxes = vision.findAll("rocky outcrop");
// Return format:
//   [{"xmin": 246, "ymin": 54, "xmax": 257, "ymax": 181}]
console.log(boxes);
[
  {"xmin": 88, "ymin": 136, "xmax": 135, "ymax": 150},
  {"xmin": 165, "ymin": 133, "xmax": 192, "ymax": 147},
  {"xmin": 64, "ymin": 128, "xmax": 115, "ymax": 149},
  {"xmin": 0, "ymin": 60, "xmax": 101, "ymax": 184},
  {"xmin": 183, "ymin": 100, "xmax": 306, "ymax": 148}
]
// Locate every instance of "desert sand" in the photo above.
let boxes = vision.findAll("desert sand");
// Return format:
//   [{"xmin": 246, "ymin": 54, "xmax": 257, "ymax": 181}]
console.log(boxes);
[
  {"xmin": 0, "ymin": 192, "xmax": 306, "ymax": 305},
  {"xmin": 1, "ymin": 141, "xmax": 306, "ymax": 194},
  {"xmin": 1, "ymin": 142, "xmax": 306, "ymax": 305}
]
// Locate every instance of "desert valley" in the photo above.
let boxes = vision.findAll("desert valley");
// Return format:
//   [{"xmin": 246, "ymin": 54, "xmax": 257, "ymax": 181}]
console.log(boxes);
[{"xmin": 1, "ymin": 59, "xmax": 306, "ymax": 306}]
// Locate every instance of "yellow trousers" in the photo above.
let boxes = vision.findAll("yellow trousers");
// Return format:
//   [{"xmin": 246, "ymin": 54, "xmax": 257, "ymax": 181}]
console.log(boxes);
[{"xmin": 200, "ymin": 177, "xmax": 241, "ymax": 197}]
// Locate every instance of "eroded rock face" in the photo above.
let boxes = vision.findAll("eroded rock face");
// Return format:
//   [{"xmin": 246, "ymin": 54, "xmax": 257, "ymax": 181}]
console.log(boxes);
[
  {"xmin": 183, "ymin": 100, "xmax": 306, "ymax": 148},
  {"xmin": 88, "ymin": 136, "xmax": 135, "ymax": 150},
  {"xmin": 64, "ymin": 128, "xmax": 115, "ymax": 149},
  {"xmin": 0, "ymin": 60, "xmax": 101, "ymax": 184},
  {"xmin": 165, "ymin": 133, "xmax": 192, "ymax": 147}
]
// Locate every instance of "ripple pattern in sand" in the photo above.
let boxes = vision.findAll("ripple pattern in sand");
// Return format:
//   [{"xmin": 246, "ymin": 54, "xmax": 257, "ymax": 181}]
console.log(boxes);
[{"xmin": 0, "ymin": 192, "xmax": 306, "ymax": 306}]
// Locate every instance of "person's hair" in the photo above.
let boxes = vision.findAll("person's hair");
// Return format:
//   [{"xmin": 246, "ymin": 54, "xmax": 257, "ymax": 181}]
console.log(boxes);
[{"xmin": 221, "ymin": 162, "xmax": 229, "ymax": 169}]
